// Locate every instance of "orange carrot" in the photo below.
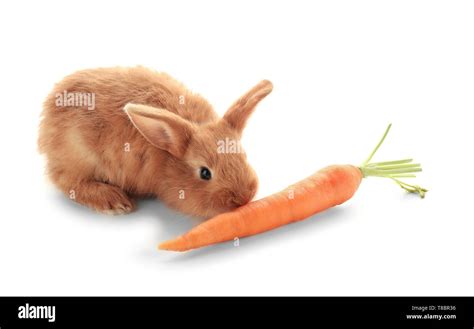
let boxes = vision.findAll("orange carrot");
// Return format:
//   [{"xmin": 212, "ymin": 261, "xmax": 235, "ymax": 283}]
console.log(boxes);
[{"xmin": 159, "ymin": 124, "xmax": 427, "ymax": 252}]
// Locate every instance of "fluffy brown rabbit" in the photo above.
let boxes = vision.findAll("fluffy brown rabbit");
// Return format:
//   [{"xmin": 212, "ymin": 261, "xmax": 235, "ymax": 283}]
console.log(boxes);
[{"xmin": 38, "ymin": 67, "xmax": 272, "ymax": 217}]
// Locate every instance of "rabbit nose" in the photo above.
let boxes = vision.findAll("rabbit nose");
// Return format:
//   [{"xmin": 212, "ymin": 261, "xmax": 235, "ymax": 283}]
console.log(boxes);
[
  {"xmin": 227, "ymin": 191, "xmax": 253, "ymax": 208},
  {"xmin": 228, "ymin": 197, "xmax": 246, "ymax": 209}
]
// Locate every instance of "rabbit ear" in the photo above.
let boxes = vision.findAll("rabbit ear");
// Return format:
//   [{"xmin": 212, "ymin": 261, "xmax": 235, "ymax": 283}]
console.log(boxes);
[
  {"xmin": 124, "ymin": 103, "xmax": 195, "ymax": 158},
  {"xmin": 223, "ymin": 80, "xmax": 273, "ymax": 133}
]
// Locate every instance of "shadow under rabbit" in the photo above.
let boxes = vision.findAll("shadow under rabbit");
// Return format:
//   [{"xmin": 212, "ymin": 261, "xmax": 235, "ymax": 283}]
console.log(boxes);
[{"xmin": 51, "ymin": 188, "xmax": 353, "ymax": 264}]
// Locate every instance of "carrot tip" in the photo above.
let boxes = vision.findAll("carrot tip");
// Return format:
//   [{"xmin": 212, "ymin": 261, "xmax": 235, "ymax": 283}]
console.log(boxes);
[{"xmin": 158, "ymin": 237, "xmax": 187, "ymax": 252}]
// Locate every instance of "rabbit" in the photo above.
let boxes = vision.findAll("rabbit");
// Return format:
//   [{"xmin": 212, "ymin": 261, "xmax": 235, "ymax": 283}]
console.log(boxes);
[{"xmin": 38, "ymin": 67, "xmax": 273, "ymax": 218}]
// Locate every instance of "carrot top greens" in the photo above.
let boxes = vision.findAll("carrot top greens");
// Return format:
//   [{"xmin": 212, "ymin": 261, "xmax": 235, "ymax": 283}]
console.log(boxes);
[{"xmin": 360, "ymin": 124, "xmax": 428, "ymax": 198}]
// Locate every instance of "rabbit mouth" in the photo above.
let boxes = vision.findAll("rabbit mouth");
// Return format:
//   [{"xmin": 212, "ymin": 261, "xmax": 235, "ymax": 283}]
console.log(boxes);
[
  {"xmin": 206, "ymin": 187, "xmax": 257, "ymax": 217},
  {"xmin": 226, "ymin": 196, "xmax": 251, "ymax": 209},
  {"xmin": 223, "ymin": 190, "xmax": 255, "ymax": 210}
]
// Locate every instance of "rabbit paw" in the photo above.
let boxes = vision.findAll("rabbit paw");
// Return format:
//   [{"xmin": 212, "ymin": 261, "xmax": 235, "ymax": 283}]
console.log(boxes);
[{"xmin": 73, "ymin": 182, "xmax": 135, "ymax": 215}]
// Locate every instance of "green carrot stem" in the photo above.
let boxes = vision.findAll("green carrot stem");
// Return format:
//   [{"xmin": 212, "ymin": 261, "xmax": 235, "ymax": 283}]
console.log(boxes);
[
  {"xmin": 366, "ymin": 158, "xmax": 413, "ymax": 167},
  {"xmin": 363, "ymin": 168, "xmax": 422, "ymax": 175},
  {"xmin": 387, "ymin": 174, "xmax": 417, "ymax": 178},
  {"xmin": 359, "ymin": 124, "xmax": 427, "ymax": 198},
  {"xmin": 369, "ymin": 163, "xmax": 421, "ymax": 170},
  {"xmin": 362, "ymin": 123, "xmax": 392, "ymax": 166}
]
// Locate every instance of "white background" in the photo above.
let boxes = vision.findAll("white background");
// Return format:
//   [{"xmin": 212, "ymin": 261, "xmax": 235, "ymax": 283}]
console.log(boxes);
[{"xmin": 0, "ymin": 0, "xmax": 473, "ymax": 296}]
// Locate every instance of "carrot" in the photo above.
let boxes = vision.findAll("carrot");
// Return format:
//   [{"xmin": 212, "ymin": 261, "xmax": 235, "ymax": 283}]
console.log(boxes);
[{"xmin": 159, "ymin": 124, "xmax": 427, "ymax": 252}]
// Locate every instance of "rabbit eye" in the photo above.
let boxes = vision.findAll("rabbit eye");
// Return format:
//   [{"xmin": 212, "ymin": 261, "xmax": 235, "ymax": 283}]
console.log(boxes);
[{"xmin": 199, "ymin": 167, "xmax": 212, "ymax": 180}]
